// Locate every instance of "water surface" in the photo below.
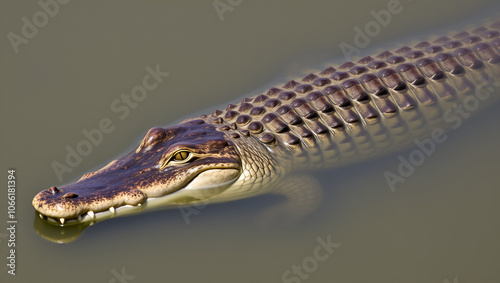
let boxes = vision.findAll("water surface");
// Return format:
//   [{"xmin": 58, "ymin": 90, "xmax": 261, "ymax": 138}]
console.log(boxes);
[{"xmin": 1, "ymin": 1, "xmax": 499, "ymax": 282}]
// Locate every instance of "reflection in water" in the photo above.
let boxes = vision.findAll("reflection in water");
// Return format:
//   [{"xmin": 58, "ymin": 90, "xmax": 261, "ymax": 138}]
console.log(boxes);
[{"xmin": 33, "ymin": 213, "xmax": 91, "ymax": 244}]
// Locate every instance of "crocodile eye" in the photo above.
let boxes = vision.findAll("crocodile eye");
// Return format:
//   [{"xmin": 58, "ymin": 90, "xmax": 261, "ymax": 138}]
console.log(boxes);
[
  {"xmin": 160, "ymin": 150, "xmax": 192, "ymax": 169},
  {"xmin": 173, "ymin": 151, "xmax": 190, "ymax": 161}
]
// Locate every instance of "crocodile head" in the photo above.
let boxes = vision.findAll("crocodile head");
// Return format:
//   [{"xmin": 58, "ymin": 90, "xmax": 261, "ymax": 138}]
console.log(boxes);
[{"xmin": 32, "ymin": 119, "xmax": 242, "ymax": 225}]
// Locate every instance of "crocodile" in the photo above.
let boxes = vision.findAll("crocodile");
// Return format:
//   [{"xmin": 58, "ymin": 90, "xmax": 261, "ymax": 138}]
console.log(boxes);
[{"xmin": 33, "ymin": 21, "xmax": 500, "ymax": 226}]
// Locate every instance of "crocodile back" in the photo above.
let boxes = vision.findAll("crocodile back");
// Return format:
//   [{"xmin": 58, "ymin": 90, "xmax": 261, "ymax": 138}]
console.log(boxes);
[{"xmin": 202, "ymin": 21, "xmax": 500, "ymax": 170}]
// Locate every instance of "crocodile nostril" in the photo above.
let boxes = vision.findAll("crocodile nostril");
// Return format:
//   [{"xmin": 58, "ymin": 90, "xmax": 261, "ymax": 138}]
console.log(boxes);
[
  {"xmin": 61, "ymin": 193, "xmax": 78, "ymax": 198},
  {"xmin": 48, "ymin": 186, "xmax": 60, "ymax": 194}
]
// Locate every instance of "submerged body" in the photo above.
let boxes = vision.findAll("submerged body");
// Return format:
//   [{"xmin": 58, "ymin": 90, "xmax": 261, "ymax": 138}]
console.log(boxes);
[{"xmin": 33, "ymin": 21, "xmax": 500, "ymax": 226}]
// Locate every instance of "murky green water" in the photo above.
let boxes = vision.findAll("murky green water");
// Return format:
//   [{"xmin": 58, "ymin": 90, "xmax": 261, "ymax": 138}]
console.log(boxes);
[{"xmin": 1, "ymin": 1, "xmax": 499, "ymax": 282}]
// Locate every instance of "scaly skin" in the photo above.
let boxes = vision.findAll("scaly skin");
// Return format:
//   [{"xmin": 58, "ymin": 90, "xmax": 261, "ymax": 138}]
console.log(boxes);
[{"xmin": 33, "ymin": 21, "xmax": 500, "ymax": 226}]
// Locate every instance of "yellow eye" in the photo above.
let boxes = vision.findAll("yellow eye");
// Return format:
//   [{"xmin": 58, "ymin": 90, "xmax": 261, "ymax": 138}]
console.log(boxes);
[
  {"xmin": 160, "ymin": 150, "xmax": 193, "ymax": 169},
  {"xmin": 173, "ymin": 151, "xmax": 190, "ymax": 161}
]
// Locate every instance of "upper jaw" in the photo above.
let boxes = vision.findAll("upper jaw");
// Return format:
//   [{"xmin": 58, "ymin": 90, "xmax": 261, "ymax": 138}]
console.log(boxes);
[
  {"xmin": 32, "ymin": 166, "xmax": 242, "ymax": 225},
  {"xmin": 32, "ymin": 183, "xmax": 147, "ymax": 221}
]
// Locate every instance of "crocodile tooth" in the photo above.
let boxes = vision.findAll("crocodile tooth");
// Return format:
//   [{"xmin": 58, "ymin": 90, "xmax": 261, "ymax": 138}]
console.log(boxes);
[
  {"xmin": 39, "ymin": 213, "xmax": 45, "ymax": 219},
  {"xmin": 60, "ymin": 218, "xmax": 65, "ymax": 225},
  {"xmin": 109, "ymin": 207, "xmax": 115, "ymax": 214},
  {"xmin": 78, "ymin": 215, "xmax": 82, "ymax": 222},
  {"xmin": 87, "ymin": 211, "xmax": 95, "ymax": 219},
  {"xmin": 137, "ymin": 203, "xmax": 142, "ymax": 207}
]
